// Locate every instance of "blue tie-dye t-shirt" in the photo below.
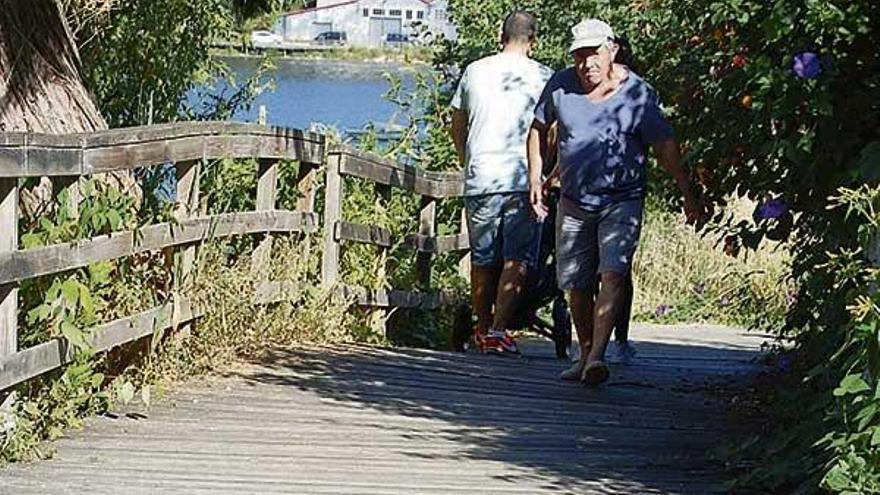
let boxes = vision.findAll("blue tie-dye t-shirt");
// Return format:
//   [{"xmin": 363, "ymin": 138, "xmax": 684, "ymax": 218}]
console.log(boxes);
[{"xmin": 534, "ymin": 69, "xmax": 674, "ymax": 212}]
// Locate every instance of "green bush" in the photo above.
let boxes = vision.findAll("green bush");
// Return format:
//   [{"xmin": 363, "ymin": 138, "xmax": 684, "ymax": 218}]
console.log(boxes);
[{"xmin": 438, "ymin": 0, "xmax": 879, "ymax": 492}]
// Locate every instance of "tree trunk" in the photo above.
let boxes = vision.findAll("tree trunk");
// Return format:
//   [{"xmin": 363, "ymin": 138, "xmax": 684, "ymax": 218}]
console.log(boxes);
[{"xmin": 0, "ymin": 0, "xmax": 136, "ymax": 221}]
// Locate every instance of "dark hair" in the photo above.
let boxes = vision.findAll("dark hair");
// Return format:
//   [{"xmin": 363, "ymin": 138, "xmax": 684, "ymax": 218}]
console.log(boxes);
[
  {"xmin": 501, "ymin": 11, "xmax": 537, "ymax": 44},
  {"xmin": 614, "ymin": 35, "xmax": 639, "ymax": 73}
]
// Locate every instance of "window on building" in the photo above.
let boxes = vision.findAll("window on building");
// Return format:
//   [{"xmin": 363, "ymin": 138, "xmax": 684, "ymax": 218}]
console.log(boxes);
[
  {"xmin": 389, "ymin": 9, "xmax": 402, "ymax": 16},
  {"xmin": 416, "ymin": 10, "xmax": 424, "ymax": 19},
  {"xmin": 405, "ymin": 10, "xmax": 413, "ymax": 19},
  {"xmin": 372, "ymin": 8, "xmax": 384, "ymax": 15},
  {"xmin": 362, "ymin": 8, "xmax": 369, "ymax": 17},
  {"xmin": 436, "ymin": 9, "xmax": 447, "ymax": 20}
]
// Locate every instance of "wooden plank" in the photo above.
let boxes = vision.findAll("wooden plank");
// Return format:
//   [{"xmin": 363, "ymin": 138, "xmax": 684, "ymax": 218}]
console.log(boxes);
[
  {"xmin": 295, "ymin": 162, "xmax": 318, "ymax": 213},
  {"xmin": 86, "ymin": 134, "xmax": 324, "ymax": 174},
  {"xmin": 0, "ymin": 324, "xmax": 764, "ymax": 494},
  {"xmin": 0, "ymin": 276, "xmax": 313, "ymax": 391},
  {"xmin": 0, "ymin": 122, "xmax": 325, "ymax": 177},
  {"xmin": 321, "ymin": 153, "xmax": 343, "ymax": 288},
  {"xmin": 252, "ymin": 159, "xmax": 279, "ymax": 278},
  {"xmin": 0, "ymin": 179, "xmax": 16, "ymax": 356},
  {"xmin": 404, "ymin": 233, "xmax": 470, "ymax": 254},
  {"xmin": 336, "ymin": 148, "xmax": 465, "ymax": 198},
  {"xmin": 0, "ymin": 211, "xmax": 318, "ymax": 285},
  {"xmin": 0, "ymin": 299, "xmax": 204, "ymax": 392},
  {"xmin": 172, "ymin": 161, "xmax": 200, "ymax": 333},
  {"xmin": 334, "ymin": 221, "xmax": 392, "ymax": 248},
  {"xmin": 342, "ymin": 286, "xmax": 451, "ymax": 310}
]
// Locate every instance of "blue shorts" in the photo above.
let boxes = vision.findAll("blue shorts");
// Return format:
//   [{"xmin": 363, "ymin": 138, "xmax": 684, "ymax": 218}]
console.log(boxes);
[
  {"xmin": 556, "ymin": 198, "xmax": 643, "ymax": 290},
  {"xmin": 465, "ymin": 192, "xmax": 541, "ymax": 268}
]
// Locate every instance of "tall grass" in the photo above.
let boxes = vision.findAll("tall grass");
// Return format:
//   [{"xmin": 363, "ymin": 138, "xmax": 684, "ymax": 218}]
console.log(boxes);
[
  {"xmin": 632, "ymin": 201, "xmax": 790, "ymax": 330},
  {"xmin": 138, "ymin": 236, "xmax": 369, "ymax": 385}
]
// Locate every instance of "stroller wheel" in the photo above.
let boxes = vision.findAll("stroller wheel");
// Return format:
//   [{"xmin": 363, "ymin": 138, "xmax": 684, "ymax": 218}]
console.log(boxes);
[
  {"xmin": 551, "ymin": 296, "xmax": 572, "ymax": 359},
  {"xmin": 452, "ymin": 302, "xmax": 472, "ymax": 352}
]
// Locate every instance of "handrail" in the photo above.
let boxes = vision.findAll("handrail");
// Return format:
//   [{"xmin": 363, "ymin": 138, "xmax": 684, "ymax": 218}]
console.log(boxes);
[
  {"xmin": 0, "ymin": 122, "xmax": 325, "ymax": 177},
  {"xmin": 0, "ymin": 122, "xmax": 472, "ymax": 393}
]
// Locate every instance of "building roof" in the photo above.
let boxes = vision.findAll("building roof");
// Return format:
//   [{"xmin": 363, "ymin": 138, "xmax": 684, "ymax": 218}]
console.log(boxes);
[{"xmin": 284, "ymin": 0, "xmax": 433, "ymax": 17}]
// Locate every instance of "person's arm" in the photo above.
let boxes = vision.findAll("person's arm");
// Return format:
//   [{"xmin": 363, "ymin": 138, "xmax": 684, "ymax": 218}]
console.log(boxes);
[
  {"xmin": 653, "ymin": 139, "xmax": 707, "ymax": 226},
  {"xmin": 451, "ymin": 109, "xmax": 468, "ymax": 167},
  {"xmin": 528, "ymin": 120, "xmax": 550, "ymax": 219}
]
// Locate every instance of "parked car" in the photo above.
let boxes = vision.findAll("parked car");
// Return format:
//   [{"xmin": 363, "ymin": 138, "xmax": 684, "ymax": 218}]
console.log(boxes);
[
  {"xmin": 314, "ymin": 31, "xmax": 347, "ymax": 45},
  {"xmin": 250, "ymin": 30, "xmax": 282, "ymax": 45},
  {"xmin": 384, "ymin": 33, "xmax": 410, "ymax": 46}
]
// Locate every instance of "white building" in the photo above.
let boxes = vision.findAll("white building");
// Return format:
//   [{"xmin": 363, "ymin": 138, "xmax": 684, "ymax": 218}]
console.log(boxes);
[{"xmin": 275, "ymin": 0, "xmax": 456, "ymax": 47}]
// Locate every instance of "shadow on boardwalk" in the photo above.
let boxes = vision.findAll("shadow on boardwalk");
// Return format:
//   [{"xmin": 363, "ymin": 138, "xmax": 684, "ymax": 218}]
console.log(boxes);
[
  {"xmin": 0, "ymin": 324, "xmax": 765, "ymax": 495},
  {"xmin": 232, "ymin": 325, "xmax": 765, "ymax": 494}
]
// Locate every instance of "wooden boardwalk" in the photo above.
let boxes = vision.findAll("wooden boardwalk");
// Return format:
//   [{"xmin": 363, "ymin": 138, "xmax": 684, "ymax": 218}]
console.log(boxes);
[{"xmin": 1, "ymin": 324, "xmax": 765, "ymax": 494}]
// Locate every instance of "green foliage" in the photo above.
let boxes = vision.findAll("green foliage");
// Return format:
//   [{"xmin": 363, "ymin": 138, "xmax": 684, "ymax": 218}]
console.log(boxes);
[
  {"xmin": 1, "ymin": 354, "xmax": 110, "ymax": 463},
  {"xmin": 440, "ymin": 1, "xmax": 879, "ymax": 492},
  {"xmin": 77, "ymin": 0, "xmax": 273, "ymax": 126}
]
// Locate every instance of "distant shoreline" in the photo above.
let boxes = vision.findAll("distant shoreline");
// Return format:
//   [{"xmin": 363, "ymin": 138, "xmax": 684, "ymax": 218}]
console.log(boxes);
[{"xmin": 211, "ymin": 45, "xmax": 432, "ymax": 66}]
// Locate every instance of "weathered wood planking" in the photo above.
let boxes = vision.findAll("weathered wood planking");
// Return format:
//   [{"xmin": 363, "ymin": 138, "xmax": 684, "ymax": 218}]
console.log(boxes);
[
  {"xmin": 0, "ymin": 211, "xmax": 318, "ymax": 285},
  {"xmin": 333, "ymin": 148, "xmax": 464, "ymax": 198},
  {"xmin": 321, "ymin": 154, "xmax": 344, "ymax": 288},
  {"xmin": 334, "ymin": 221, "xmax": 469, "ymax": 255},
  {"xmin": 0, "ymin": 122, "xmax": 325, "ymax": 177},
  {"xmin": 0, "ymin": 179, "xmax": 17, "ymax": 356},
  {"xmin": 405, "ymin": 232, "xmax": 471, "ymax": 254},
  {"xmin": 0, "ymin": 325, "xmax": 767, "ymax": 494},
  {"xmin": 334, "ymin": 221, "xmax": 393, "ymax": 248},
  {"xmin": 342, "ymin": 285, "xmax": 458, "ymax": 310},
  {"xmin": 0, "ymin": 301, "xmax": 195, "ymax": 391}
]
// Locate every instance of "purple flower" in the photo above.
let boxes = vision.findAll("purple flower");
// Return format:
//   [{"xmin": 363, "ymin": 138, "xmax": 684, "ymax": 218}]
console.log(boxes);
[
  {"xmin": 793, "ymin": 52, "xmax": 821, "ymax": 79},
  {"xmin": 756, "ymin": 199, "xmax": 788, "ymax": 220}
]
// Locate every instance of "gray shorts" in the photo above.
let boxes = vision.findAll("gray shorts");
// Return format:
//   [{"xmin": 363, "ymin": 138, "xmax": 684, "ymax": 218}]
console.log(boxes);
[
  {"xmin": 465, "ymin": 192, "xmax": 541, "ymax": 268},
  {"xmin": 556, "ymin": 198, "xmax": 643, "ymax": 290}
]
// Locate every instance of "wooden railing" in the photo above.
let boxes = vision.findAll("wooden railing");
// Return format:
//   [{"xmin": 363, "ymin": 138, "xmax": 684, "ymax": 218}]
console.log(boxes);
[
  {"xmin": 0, "ymin": 122, "xmax": 470, "ymax": 392},
  {"xmin": 322, "ymin": 147, "xmax": 469, "ymax": 311}
]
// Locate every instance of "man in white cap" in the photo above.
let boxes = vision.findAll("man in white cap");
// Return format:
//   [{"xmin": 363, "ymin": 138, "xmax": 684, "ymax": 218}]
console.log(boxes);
[
  {"xmin": 527, "ymin": 19, "xmax": 706, "ymax": 384},
  {"xmin": 451, "ymin": 11, "xmax": 553, "ymax": 355}
]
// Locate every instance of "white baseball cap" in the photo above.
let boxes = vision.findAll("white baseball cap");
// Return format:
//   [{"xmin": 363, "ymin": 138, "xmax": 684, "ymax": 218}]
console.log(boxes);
[{"xmin": 568, "ymin": 19, "xmax": 615, "ymax": 53}]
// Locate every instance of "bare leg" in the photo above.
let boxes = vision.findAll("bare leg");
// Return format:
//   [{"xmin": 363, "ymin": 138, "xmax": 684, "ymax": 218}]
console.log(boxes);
[
  {"xmin": 569, "ymin": 288, "xmax": 595, "ymax": 358},
  {"xmin": 586, "ymin": 272, "xmax": 627, "ymax": 364},
  {"xmin": 491, "ymin": 260, "xmax": 528, "ymax": 331},
  {"xmin": 471, "ymin": 265, "xmax": 499, "ymax": 335},
  {"xmin": 613, "ymin": 272, "xmax": 634, "ymax": 342},
  {"xmin": 560, "ymin": 287, "xmax": 595, "ymax": 380}
]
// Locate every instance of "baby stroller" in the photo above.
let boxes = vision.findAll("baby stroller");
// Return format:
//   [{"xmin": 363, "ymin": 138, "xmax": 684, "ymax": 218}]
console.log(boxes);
[{"xmin": 452, "ymin": 189, "xmax": 573, "ymax": 359}]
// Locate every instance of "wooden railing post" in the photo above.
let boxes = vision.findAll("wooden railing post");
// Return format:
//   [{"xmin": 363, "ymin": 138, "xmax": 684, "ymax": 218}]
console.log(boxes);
[
  {"xmin": 296, "ymin": 162, "xmax": 318, "ymax": 213},
  {"xmin": 172, "ymin": 160, "xmax": 200, "ymax": 334},
  {"xmin": 0, "ymin": 179, "xmax": 17, "ymax": 357},
  {"xmin": 321, "ymin": 152, "xmax": 343, "ymax": 288},
  {"xmin": 252, "ymin": 158, "xmax": 279, "ymax": 277},
  {"xmin": 416, "ymin": 196, "xmax": 437, "ymax": 289}
]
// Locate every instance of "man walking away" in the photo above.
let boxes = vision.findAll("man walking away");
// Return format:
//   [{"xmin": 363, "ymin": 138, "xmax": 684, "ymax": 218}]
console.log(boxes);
[
  {"xmin": 451, "ymin": 11, "xmax": 554, "ymax": 355},
  {"xmin": 528, "ymin": 19, "xmax": 705, "ymax": 383}
]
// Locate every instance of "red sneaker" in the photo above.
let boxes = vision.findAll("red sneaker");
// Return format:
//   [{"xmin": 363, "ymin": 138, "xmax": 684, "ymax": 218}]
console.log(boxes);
[{"xmin": 483, "ymin": 330, "xmax": 520, "ymax": 356}]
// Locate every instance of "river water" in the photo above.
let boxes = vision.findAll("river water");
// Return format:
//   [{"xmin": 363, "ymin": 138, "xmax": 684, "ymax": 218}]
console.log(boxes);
[{"xmin": 219, "ymin": 56, "xmax": 419, "ymax": 133}]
